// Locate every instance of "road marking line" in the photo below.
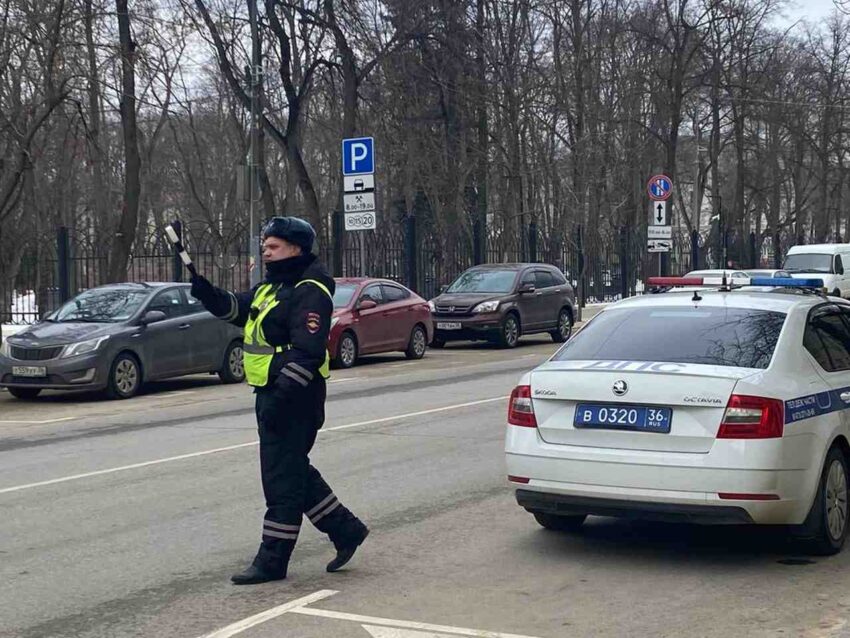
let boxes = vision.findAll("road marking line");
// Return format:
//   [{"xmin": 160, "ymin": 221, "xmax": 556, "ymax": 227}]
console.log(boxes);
[
  {"xmin": 155, "ymin": 390, "xmax": 199, "ymax": 398},
  {"xmin": 0, "ymin": 416, "xmax": 77, "ymax": 425},
  {"xmin": 290, "ymin": 607, "xmax": 541, "ymax": 638},
  {"xmin": 197, "ymin": 590, "xmax": 338, "ymax": 638},
  {"xmin": 0, "ymin": 442, "xmax": 259, "ymax": 495},
  {"xmin": 329, "ymin": 378, "xmax": 357, "ymax": 384},
  {"xmin": 0, "ymin": 396, "xmax": 508, "ymax": 495},
  {"xmin": 323, "ymin": 397, "xmax": 507, "ymax": 433},
  {"xmin": 197, "ymin": 589, "xmax": 541, "ymax": 638}
]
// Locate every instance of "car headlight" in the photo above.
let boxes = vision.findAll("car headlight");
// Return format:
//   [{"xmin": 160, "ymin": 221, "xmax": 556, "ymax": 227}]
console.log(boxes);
[
  {"xmin": 472, "ymin": 300, "xmax": 500, "ymax": 313},
  {"xmin": 331, "ymin": 316, "xmax": 340, "ymax": 329},
  {"xmin": 61, "ymin": 336, "xmax": 110, "ymax": 358},
  {"xmin": 427, "ymin": 300, "xmax": 436, "ymax": 312}
]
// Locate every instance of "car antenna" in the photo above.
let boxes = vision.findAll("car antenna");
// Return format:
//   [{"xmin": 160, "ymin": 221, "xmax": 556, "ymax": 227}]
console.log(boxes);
[{"xmin": 692, "ymin": 289, "xmax": 702, "ymax": 302}]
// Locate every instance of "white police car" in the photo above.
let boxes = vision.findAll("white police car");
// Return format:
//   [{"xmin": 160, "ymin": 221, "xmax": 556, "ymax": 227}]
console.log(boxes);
[{"xmin": 506, "ymin": 275, "xmax": 850, "ymax": 553}]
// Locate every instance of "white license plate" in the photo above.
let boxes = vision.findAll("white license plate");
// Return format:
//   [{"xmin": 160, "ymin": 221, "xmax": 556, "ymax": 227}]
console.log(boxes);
[
  {"xmin": 12, "ymin": 366, "xmax": 46, "ymax": 378},
  {"xmin": 437, "ymin": 322, "xmax": 462, "ymax": 330}
]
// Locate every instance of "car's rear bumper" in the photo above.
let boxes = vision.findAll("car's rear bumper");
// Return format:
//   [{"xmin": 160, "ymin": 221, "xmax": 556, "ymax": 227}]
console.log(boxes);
[
  {"xmin": 505, "ymin": 427, "xmax": 820, "ymax": 525},
  {"xmin": 515, "ymin": 489, "xmax": 754, "ymax": 524}
]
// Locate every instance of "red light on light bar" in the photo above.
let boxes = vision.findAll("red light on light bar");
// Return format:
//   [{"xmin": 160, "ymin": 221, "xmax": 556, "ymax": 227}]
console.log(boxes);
[
  {"xmin": 508, "ymin": 475, "xmax": 530, "ymax": 484},
  {"xmin": 718, "ymin": 493, "xmax": 780, "ymax": 501},
  {"xmin": 647, "ymin": 277, "xmax": 704, "ymax": 286}
]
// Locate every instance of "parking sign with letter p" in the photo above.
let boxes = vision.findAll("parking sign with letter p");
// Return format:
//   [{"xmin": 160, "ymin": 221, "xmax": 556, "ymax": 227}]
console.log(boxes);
[{"xmin": 342, "ymin": 137, "xmax": 375, "ymax": 176}]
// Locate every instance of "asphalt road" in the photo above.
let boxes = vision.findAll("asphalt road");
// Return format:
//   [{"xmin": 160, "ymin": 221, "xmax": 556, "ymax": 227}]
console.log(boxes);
[{"xmin": 2, "ymin": 325, "xmax": 850, "ymax": 638}]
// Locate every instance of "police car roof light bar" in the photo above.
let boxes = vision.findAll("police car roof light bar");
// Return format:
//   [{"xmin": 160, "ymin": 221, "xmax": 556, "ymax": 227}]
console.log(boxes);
[{"xmin": 647, "ymin": 276, "xmax": 825, "ymax": 289}]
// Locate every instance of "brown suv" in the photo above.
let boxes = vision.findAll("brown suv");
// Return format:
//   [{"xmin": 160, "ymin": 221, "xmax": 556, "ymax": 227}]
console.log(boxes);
[{"xmin": 428, "ymin": 263, "xmax": 576, "ymax": 348}]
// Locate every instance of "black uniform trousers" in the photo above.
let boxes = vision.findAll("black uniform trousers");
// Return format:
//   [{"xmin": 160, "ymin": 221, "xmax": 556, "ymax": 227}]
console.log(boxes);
[{"xmin": 252, "ymin": 381, "xmax": 365, "ymax": 574}]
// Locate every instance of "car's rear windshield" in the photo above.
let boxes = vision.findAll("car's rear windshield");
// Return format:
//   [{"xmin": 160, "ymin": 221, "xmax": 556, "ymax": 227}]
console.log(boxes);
[
  {"xmin": 784, "ymin": 253, "xmax": 833, "ymax": 274},
  {"xmin": 552, "ymin": 305, "xmax": 787, "ymax": 369},
  {"xmin": 53, "ymin": 288, "xmax": 151, "ymax": 323},
  {"xmin": 333, "ymin": 284, "xmax": 358, "ymax": 308},
  {"xmin": 446, "ymin": 270, "xmax": 517, "ymax": 293}
]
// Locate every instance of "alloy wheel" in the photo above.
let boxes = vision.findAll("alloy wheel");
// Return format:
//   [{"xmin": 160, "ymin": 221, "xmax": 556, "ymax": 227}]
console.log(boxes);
[
  {"xmin": 115, "ymin": 358, "xmax": 139, "ymax": 396},
  {"xmin": 826, "ymin": 458, "xmax": 848, "ymax": 540}
]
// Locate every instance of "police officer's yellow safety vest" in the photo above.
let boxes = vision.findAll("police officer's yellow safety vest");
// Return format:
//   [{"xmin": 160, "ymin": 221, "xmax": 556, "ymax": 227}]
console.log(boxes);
[{"xmin": 242, "ymin": 279, "xmax": 332, "ymax": 387}]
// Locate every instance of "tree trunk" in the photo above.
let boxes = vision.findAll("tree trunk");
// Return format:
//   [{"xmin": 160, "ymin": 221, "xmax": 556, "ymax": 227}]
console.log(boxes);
[{"xmin": 107, "ymin": 0, "xmax": 141, "ymax": 283}]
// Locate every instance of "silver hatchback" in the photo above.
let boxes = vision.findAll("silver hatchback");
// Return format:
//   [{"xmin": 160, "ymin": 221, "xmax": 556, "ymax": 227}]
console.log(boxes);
[{"xmin": 0, "ymin": 282, "xmax": 245, "ymax": 399}]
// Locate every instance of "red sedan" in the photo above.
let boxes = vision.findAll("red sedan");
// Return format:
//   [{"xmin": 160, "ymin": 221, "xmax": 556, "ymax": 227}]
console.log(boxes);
[{"xmin": 329, "ymin": 278, "xmax": 434, "ymax": 368}]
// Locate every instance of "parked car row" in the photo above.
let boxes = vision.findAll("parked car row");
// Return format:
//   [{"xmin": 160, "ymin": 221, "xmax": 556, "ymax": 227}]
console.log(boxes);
[{"xmin": 0, "ymin": 262, "xmax": 577, "ymax": 400}]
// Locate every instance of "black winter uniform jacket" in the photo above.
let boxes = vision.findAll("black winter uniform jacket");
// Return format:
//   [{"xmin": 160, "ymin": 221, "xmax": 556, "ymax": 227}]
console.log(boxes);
[{"xmin": 190, "ymin": 253, "xmax": 334, "ymax": 398}]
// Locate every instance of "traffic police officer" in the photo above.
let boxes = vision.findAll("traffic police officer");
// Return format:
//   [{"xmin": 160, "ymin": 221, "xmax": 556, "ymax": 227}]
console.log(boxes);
[{"xmin": 190, "ymin": 216, "xmax": 369, "ymax": 585}]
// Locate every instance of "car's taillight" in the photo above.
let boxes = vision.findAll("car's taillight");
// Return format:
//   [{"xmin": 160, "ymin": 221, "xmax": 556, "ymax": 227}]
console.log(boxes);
[
  {"xmin": 508, "ymin": 385, "xmax": 537, "ymax": 428},
  {"xmin": 717, "ymin": 394, "xmax": 784, "ymax": 439}
]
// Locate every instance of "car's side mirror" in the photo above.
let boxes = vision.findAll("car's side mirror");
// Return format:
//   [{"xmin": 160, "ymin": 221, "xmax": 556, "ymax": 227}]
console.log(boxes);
[
  {"xmin": 836, "ymin": 259, "xmax": 845, "ymax": 275},
  {"xmin": 518, "ymin": 283, "xmax": 536, "ymax": 294},
  {"xmin": 140, "ymin": 310, "xmax": 167, "ymax": 325},
  {"xmin": 357, "ymin": 299, "xmax": 377, "ymax": 311}
]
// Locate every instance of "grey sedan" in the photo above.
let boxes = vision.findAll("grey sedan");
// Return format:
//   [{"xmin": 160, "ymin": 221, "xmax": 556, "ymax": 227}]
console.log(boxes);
[{"xmin": 0, "ymin": 282, "xmax": 244, "ymax": 399}]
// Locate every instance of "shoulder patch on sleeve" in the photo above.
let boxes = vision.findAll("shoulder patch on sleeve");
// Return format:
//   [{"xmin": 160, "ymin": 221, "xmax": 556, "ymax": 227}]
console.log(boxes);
[{"xmin": 306, "ymin": 312, "xmax": 321, "ymax": 334}]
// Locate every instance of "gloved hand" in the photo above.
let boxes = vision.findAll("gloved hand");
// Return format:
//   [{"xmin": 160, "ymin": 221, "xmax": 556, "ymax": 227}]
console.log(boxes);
[
  {"xmin": 189, "ymin": 273, "xmax": 216, "ymax": 302},
  {"xmin": 273, "ymin": 373, "xmax": 295, "ymax": 402}
]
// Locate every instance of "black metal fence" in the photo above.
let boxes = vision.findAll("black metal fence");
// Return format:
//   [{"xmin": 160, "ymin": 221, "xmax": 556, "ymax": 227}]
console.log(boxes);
[{"xmin": 1, "ymin": 218, "xmax": 781, "ymax": 325}]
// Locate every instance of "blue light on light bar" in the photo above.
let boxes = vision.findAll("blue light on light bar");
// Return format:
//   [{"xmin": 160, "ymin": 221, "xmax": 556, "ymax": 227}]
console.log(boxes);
[
  {"xmin": 647, "ymin": 276, "xmax": 825, "ymax": 289},
  {"xmin": 749, "ymin": 277, "xmax": 824, "ymax": 288}
]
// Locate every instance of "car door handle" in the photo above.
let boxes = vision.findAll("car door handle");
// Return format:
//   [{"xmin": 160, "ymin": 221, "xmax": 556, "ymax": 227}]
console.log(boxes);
[
  {"xmin": 841, "ymin": 392, "xmax": 850, "ymax": 403},
  {"xmin": 178, "ymin": 323, "xmax": 192, "ymax": 330}
]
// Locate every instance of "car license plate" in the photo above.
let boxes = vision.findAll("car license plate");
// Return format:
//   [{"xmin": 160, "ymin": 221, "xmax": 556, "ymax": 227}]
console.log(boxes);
[
  {"xmin": 437, "ymin": 322, "xmax": 462, "ymax": 330},
  {"xmin": 12, "ymin": 365, "xmax": 47, "ymax": 378},
  {"xmin": 574, "ymin": 404, "xmax": 672, "ymax": 433}
]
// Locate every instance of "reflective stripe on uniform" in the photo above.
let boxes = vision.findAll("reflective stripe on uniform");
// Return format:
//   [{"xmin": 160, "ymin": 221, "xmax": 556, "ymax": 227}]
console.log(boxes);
[
  {"xmin": 262, "ymin": 529, "xmax": 299, "ymax": 540},
  {"xmin": 306, "ymin": 493, "xmax": 336, "ymax": 517},
  {"xmin": 310, "ymin": 497, "xmax": 340, "ymax": 524},
  {"xmin": 243, "ymin": 343, "xmax": 286, "ymax": 355},
  {"xmin": 288, "ymin": 362, "xmax": 314, "ymax": 381},
  {"xmin": 263, "ymin": 520, "xmax": 300, "ymax": 532},
  {"xmin": 306, "ymin": 493, "xmax": 340, "ymax": 523},
  {"xmin": 281, "ymin": 367, "xmax": 309, "ymax": 387}
]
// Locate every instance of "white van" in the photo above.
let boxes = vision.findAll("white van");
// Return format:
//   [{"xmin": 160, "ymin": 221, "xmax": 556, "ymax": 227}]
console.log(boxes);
[{"xmin": 783, "ymin": 243, "xmax": 850, "ymax": 297}]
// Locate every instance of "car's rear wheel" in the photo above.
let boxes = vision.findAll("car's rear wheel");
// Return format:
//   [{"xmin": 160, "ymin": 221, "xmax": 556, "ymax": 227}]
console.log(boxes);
[
  {"xmin": 405, "ymin": 325, "xmax": 427, "ymax": 360},
  {"xmin": 533, "ymin": 512, "xmax": 587, "ymax": 532},
  {"xmin": 105, "ymin": 352, "xmax": 141, "ymax": 400},
  {"xmin": 497, "ymin": 313, "xmax": 520, "ymax": 348},
  {"xmin": 336, "ymin": 331, "xmax": 358, "ymax": 368},
  {"xmin": 218, "ymin": 340, "xmax": 245, "ymax": 384},
  {"xmin": 796, "ymin": 446, "xmax": 849, "ymax": 555},
  {"xmin": 8, "ymin": 387, "xmax": 41, "ymax": 400},
  {"xmin": 834, "ymin": 289, "xmax": 842, "ymax": 298},
  {"xmin": 551, "ymin": 307, "xmax": 573, "ymax": 343}
]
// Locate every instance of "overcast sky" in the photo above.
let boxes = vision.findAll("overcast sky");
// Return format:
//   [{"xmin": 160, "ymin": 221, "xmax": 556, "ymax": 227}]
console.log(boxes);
[{"xmin": 776, "ymin": 0, "xmax": 845, "ymax": 28}]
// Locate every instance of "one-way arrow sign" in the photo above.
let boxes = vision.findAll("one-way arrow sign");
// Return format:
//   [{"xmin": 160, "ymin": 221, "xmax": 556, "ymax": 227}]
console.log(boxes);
[{"xmin": 650, "ymin": 201, "xmax": 667, "ymax": 225}]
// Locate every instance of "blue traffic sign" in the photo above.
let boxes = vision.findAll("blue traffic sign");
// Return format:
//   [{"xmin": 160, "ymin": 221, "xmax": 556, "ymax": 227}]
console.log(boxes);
[
  {"xmin": 342, "ymin": 137, "xmax": 375, "ymax": 176},
  {"xmin": 647, "ymin": 174, "xmax": 673, "ymax": 201}
]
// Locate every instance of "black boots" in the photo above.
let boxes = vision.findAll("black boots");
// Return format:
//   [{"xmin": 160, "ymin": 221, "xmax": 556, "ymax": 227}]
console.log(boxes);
[
  {"xmin": 231, "ymin": 563, "xmax": 287, "ymax": 585},
  {"xmin": 327, "ymin": 525, "xmax": 370, "ymax": 573}
]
